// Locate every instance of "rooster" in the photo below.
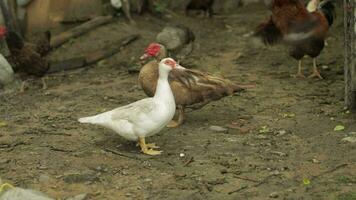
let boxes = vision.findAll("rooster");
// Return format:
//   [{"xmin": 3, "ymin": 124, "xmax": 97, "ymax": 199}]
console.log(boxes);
[
  {"xmin": 255, "ymin": 0, "xmax": 335, "ymax": 79},
  {"xmin": 0, "ymin": 26, "xmax": 51, "ymax": 91}
]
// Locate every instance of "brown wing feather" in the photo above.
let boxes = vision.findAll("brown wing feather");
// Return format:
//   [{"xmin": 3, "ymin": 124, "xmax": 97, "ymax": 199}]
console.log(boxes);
[{"xmin": 138, "ymin": 60, "xmax": 243, "ymax": 108}]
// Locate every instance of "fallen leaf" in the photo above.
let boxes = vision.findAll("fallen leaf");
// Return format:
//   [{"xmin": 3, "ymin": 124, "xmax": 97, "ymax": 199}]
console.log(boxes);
[
  {"xmin": 259, "ymin": 126, "xmax": 270, "ymax": 134},
  {"xmin": 303, "ymin": 178, "xmax": 311, "ymax": 185},
  {"xmin": 334, "ymin": 125, "xmax": 345, "ymax": 131}
]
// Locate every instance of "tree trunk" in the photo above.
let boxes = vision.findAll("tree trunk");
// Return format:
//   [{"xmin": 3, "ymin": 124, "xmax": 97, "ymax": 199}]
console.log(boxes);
[{"xmin": 344, "ymin": 0, "xmax": 356, "ymax": 111}]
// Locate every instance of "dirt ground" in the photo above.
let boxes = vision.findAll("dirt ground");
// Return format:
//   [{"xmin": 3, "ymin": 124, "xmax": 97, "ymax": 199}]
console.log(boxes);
[{"xmin": 1, "ymin": 3, "xmax": 356, "ymax": 200}]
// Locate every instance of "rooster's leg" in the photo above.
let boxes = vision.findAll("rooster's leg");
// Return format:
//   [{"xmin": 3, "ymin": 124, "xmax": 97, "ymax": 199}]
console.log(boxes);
[
  {"xmin": 121, "ymin": 0, "xmax": 135, "ymax": 24},
  {"xmin": 308, "ymin": 58, "xmax": 323, "ymax": 79},
  {"xmin": 41, "ymin": 77, "xmax": 48, "ymax": 90},
  {"xmin": 167, "ymin": 106, "xmax": 185, "ymax": 128},
  {"xmin": 293, "ymin": 60, "xmax": 306, "ymax": 78},
  {"xmin": 138, "ymin": 137, "xmax": 162, "ymax": 155},
  {"xmin": 20, "ymin": 80, "xmax": 29, "ymax": 92}
]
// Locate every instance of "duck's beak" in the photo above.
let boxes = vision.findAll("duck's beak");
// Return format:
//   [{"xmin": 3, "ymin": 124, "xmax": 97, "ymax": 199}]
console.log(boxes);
[
  {"xmin": 140, "ymin": 53, "xmax": 150, "ymax": 60},
  {"xmin": 175, "ymin": 64, "xmax": 186, "ymax": 70}
]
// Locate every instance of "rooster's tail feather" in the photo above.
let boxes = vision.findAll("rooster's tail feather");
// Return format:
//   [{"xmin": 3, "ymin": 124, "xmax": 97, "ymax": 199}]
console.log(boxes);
[
  {"xmin": 319, "ymin": 0, "xmax": 336, "ymax": 27},
  {"xmin": 254, "ymin": 16, "xmax": 283, "ymax": 46}
]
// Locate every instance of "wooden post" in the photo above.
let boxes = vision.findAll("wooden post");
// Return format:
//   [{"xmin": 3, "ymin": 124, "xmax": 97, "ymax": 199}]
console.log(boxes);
[
  {"xmin": 344, "ymin": 0, "xmax": 356, "ymax": 110},
  {"xmin": 0, "ymin": 0, "xmax": 22, "ymax": 36}
]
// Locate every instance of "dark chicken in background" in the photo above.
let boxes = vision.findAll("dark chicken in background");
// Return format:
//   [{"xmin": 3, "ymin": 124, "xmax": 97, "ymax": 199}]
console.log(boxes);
[
  {"xmin": 186, "ymin": 0, "xmax": 214, "ymax": 17},
  {"xmin": 255, "ymin": 0, "xmax": 335, "ymax": 79},
  {"xmin": 0, "ymin": 26, "xmax": 51, "ymax": 92}
]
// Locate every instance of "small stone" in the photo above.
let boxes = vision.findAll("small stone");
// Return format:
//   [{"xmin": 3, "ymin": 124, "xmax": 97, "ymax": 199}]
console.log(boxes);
[
  {"xmin": 125, "ymin": 193, "xmax": 133, "ymax": 197},
  {"xmin": 0, "ymin": 158, "xmax": 10, "ymax": 164},
  {"xmin": 66, "ymin": 193, "xmax": 88, "ymax": 200},
  {"xmin": 270, "ymin": 170, "xmax": 280, "ymax": 175},
  {"xmin": 39, "ymin": 174, "xmax": 50, "ymax": 183},
  {"xmin": 269, "ymin": 192, "xmax": 279, "ymax": 198},
  {"xmin": 38, "ymin": 165, "xmax": 49, "ymax": 170},
  {"xmin": 179, "ymin": 153, "xmax": 185, "ymax": 157},
  {"xmin": 256, "ymin": 135, "xmax": 268, "ymax": 139},
  {"xmin": 286, "ymin": 188, "xmax": 295, "ymax": 193},
  {"xmin": 143, "ymin": 178, "xmax": 152, "ymax": 182},
  {"xmin": 209, "ymin": 126, "xmax": 228, "ymax": 133},
  {"xmin": 270, "ymin": 151, "xmax": 287, "ymax": 157},
  {"xmin": 341, "ymin": 137, "xmax": 356, "ymax": 143},
  {"xmin": 348, "ymin": 132, "xmax": 356, "ymax": 136},
  {"xmin": 312, "ymin": 159, "xmax": 320, "ymax": 163},
  {"xmin": 276, "ymin": 130, "xmax": 287, "ymax": 136},
  {"xmin": 322, "ymin": 65, "xmax": 330, "ymax": 71}
]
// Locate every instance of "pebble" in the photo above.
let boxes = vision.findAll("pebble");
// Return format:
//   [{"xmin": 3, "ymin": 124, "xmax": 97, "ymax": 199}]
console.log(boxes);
[
  {"xmin": 209, "ymin": 126, "xmax": 228, "ymax": 133},
  {"xmin": 269, "ymin": 192, "xmax": 279, "ymax": 198},
  {"xmin": 322, "ymin": 65, "xmax": 330, "ymax": 71},
  {"xmin": 143, "ymin": 178, "xmax": 152, "ymax": 182},
  {"xmin": 66, "ymin": 194, "xmax": 88, "ymax": 200},
  {"xmin": 348, "ymin": 132, "xmax": 356, "ymax": 136},
  {"xmin": 0, "ymin": 158, "xmax": 10, "ymax": 164},
  {"xmin": 256, "ymin": 135, "xmax": 268, "ymax": 139},
  {"xmin": 341, "ymin": 137, "xmax": 356, "ymax": 143},
  {"xmin": 39, "ymin": 174, "xmax": 50, "ymax": 183},
  {"xmin": 179, "ymin": 153, "xmax": 185, "ymax": 157},
  {"xmin": 276, "ymin": 130, "xmax": 287, "ymax": 136},
  {"xmin": 270, "ymin": 151, "xmax": 287, "ymax": 157}
]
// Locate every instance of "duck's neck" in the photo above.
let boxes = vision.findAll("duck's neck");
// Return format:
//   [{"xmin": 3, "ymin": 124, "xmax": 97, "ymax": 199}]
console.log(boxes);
[
  {"xmin": 153, "ymin": 70, "xmax": 174, "ymax": 104},
  {"xmin": 156, "ymin": 45, "xmax": 168, "ymax": 61}
]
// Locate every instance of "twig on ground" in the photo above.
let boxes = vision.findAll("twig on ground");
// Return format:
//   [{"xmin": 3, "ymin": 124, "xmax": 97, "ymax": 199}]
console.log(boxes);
[
  {"xmin": 104, "ymin": 148, "xmax": 139, "ymax": 160},
  {"xmin": 312, "ymin": 163, "xmax": 349, "ymax": 180}
]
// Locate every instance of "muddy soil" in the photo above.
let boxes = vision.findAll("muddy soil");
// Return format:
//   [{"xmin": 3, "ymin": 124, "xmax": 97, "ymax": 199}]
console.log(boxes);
[{"xmin": 1, "ymin": 3, "xmax": 355, "ymax": 200}]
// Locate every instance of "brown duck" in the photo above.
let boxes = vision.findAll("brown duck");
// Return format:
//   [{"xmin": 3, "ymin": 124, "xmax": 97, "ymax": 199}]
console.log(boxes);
[{"xmin": 139, "ymin": 43, "xmax": 244, "ymax": 128}]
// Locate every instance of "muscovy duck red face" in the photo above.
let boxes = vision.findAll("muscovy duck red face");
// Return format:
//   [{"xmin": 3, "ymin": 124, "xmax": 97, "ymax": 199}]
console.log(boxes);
[
  {"xmin": 140, "ymin": 43, "xmax": 161, "ymax": 60},
  {"xmin": 163, "ymin": 58, "xmax": 176, "ymax": 69},
  {"xmin": 0, "ymin": 26, "xmax": 7, "ymax": 40}
]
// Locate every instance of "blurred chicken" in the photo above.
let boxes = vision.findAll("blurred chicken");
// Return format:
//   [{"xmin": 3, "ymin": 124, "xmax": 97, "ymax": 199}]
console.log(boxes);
[
  {"xmin": 255, "ymin": 0, "xmax": 335, "ymax": 79},
  {"xmin": 1, "ymin": 26, "xmax": 51, "ymax": 91},
  {"xmin": 139, "ymin": 43, "xmax": 244, "ymax": 127},
  {"xmin": 156, "ymin": 25, "xmax": 195, "ymax": 60},
  {"xmin": 111, "ymin": 0, "xmax": 135, "ymax": 23},
  {"xmin": 186, "ymin": 0, "xmax": 215, "ymax": 17},
  {"xmin": 0, "ymin": 53, "xmax": 16, "ymax": 91}
]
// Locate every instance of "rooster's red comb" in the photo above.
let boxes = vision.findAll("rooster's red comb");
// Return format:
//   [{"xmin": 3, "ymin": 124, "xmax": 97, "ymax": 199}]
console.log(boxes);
[{"xmin": 0, "ymin": 26, "xmax": 7, "ymax": 39}]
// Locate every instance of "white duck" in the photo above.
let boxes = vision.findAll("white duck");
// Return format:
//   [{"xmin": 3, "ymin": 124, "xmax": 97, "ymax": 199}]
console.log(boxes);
[{"xmin": 78, "ymin": 58, "xmax": 179, "ymax": 155}]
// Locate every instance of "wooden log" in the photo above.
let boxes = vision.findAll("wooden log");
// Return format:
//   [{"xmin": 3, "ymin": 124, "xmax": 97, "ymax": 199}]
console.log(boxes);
[
  {"xmin": 344, "ymin": 0, "xmax": 356, "ymax": 110},
  {"xmin": 50, "ymin": 15, "xmax": 114, "ymax": 48},
  {"xmin": 47, "ymin": 34, "xmax": 140, "ymax": 73},
  {"xmin": 47, "ymin": 57, "xmax": 86, "ymax": 73},
  {"xmin": 85, "ymin": 34, "xmax": 140, "ymax": 64}
]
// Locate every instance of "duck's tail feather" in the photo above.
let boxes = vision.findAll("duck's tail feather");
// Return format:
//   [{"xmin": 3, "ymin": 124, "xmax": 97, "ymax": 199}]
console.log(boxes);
[{"xmin": 78, "ymin": 116, "xmax": 96, "ymax": 124}]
